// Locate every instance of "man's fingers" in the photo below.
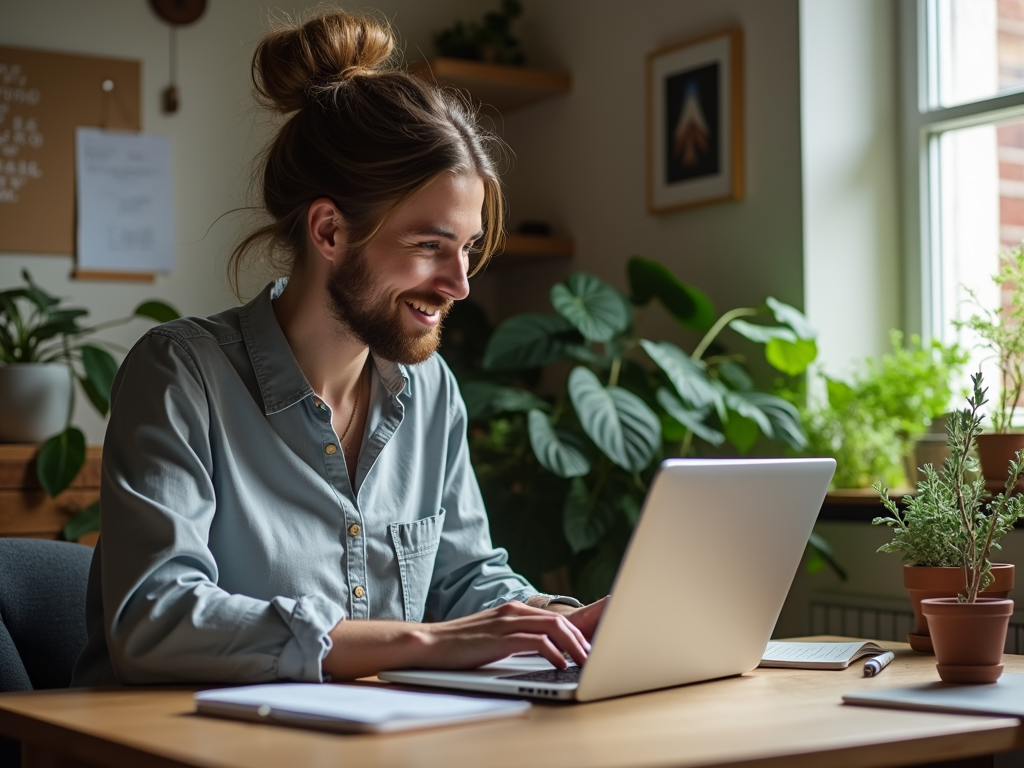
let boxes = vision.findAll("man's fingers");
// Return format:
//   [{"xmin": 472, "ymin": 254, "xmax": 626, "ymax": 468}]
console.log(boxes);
[
  {"xmin": 496, "ymin": 615, "xmax": 588, "ymax": 667},
  {"xmin": 505, "ymin": 634, "xmax": 567, "ymax": 669}
]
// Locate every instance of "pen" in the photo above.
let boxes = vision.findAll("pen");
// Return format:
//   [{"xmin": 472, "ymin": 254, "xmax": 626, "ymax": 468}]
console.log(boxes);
[{"xmin": 863, "ymin": 651, "xmax": 895, "ymax": 677}]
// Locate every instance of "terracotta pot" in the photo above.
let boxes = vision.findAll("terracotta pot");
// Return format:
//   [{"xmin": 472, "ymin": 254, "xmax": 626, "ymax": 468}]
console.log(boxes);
[
  {"xmin": 920, "ymin": 597, "xmax": 1013, "ymax": 684},
  {"xmin": 903, "ymin": 563, "xmax": 1014, "ymax": 653},
  {"xmin": 975, "ymin": 433, "xmax": 1024, "ymax": 489}
]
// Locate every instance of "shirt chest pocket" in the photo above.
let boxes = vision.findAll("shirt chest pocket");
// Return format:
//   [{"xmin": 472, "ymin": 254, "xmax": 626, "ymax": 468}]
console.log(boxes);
[{"xmin": 389, "ymin": 509, "xmax": 445, "ymax": 622}]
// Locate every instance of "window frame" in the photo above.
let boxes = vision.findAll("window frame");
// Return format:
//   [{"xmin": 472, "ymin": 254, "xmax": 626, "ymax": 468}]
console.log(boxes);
[{"xmin": 900, "ymin": 0, "xmax": 1024, "ymax": 340}]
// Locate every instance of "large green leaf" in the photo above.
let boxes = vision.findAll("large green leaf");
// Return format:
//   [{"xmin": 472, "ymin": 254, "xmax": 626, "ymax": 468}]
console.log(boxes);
[
  {"xmin": 639, "ymin": 339, "xmax": 720, "ymax": 410},
  {"xmin": 460, "ymin": 381, "xmax": 549, "ymax": 421},
  {"xmin": 483, "ymin": 314, "xmax": 581, "ymax": 370},
  {"xmin": 550, "ymin": 273, "xmax": 632, "ymax": 343},
  {"xmin": 21, "ymin": 269, "xmax": 60, "ymax": 311},
  {"xmin": 134, "ymin": 300, "xmax": 179, "ymax": 324},
  {"xmin": 766, "ymin": 296, "xmax": 817, "ymax": 340},
  {"xmin": 717, "ymin": 361, "xmax": 754, "ymax": 391},
  {"xmin": 37, "ymin": 427, "xmax": 86, "ymax": 498},
  {"xmin": 656, "ymin": 387, "xmax": 725, "ymax": 446},
  {"xmin": 721, "ymin": 387, "xmax": 774, "ymax": 437},
  {"xmin": 62, "ymin": 500, "xmax": 101, "ymax": 542},
  {"xmin": 527, "ymin": 409, "xmax": 591, "ymax": 478},
  {"xmin": 765, "ymin": 338, "xmax": 818, "ymax": 376},
  {"xmin": 626, "ymin": 257, "xmax": 716, "ymax": 331},
  {"xmin": 562, "ymin": 477, "xmax": 616, "ymax": 553},
  {"xmin": 728, "ymin": 319, "xmax": 797, "ymax": 345},
  {"xmin": 723, "ymin": 413, "xmax": 760, "ymax": 454},
  {"xmin": 80, "ymin": 344, "xmax": 118, "ymax": 412},
  {"xmin": 568, "ymin": 367, "xmax": 660, "ymax": 472},
  {"xmin": 739, "ymin": 390, "xmax": 808, "ymax": 450}
]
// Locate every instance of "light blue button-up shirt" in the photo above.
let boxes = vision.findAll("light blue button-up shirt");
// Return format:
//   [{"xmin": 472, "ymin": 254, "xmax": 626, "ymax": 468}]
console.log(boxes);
[{"xmin": 71, "ymin": 281, "xmax": 555, "ymax": 686}]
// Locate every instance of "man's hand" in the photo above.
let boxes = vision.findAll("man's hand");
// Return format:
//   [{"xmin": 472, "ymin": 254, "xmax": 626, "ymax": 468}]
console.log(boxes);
[
  {"xmin": 322, "ymin": 601, "xmax": 591, "ymax": 680},
  {"xmin": 542, "ymin": 596, "xmax": 608, "ymax": 641}
]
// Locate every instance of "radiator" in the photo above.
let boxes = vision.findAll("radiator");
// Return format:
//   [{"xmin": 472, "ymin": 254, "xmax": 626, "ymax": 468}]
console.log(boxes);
[{"xmin": 808, "ymin": 592, "xmax": 1024, "ymax": 654}]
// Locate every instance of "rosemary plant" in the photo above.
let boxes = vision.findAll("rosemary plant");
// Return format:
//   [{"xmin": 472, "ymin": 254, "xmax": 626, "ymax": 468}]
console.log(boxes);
[{"xmin": 874, "ymin": 373, "xmax": 1024, "ymax": 602}]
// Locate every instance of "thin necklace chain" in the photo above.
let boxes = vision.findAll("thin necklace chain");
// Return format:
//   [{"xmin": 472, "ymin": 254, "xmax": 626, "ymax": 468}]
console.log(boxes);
[{"xmin": 339, "ymin": 364, "xmax": 364, "ymax": 450}]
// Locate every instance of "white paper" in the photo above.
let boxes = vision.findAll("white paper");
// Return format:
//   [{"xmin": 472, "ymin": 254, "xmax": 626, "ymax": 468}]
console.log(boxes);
[
  {"xmin": 75, "ymin": 127, "xmax": 175, "ymax": 273},
  {"xmin": 195, "ymin": 683, "xmax": 530, "ymax": 733}
]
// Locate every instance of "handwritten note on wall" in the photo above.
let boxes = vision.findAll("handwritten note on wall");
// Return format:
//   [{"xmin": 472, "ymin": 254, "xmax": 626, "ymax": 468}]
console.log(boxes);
[
  {"xmin": 0, "ymin": 46, "xmax": 139, "ymax": 256},
  {"xmin": 76, "ymin": 128, "xmax": 175, "ymax": 273}
]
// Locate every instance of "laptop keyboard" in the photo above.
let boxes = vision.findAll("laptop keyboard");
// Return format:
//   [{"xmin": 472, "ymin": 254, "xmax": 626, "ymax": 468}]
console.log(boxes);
[{"xmin": 499, "ymin": 666, "xmax": 582, "ymax": 683}]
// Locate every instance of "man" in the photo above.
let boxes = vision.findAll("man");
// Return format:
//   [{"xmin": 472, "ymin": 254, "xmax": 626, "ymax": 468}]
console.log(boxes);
[{"xmin": 72, "ymin": 9, "xmax": 604, "ymax": 687}]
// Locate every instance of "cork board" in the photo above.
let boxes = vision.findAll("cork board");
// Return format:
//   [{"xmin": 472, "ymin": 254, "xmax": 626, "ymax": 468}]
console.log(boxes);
[{"xmin": 0, "ymin": 45, "xmax": 141, "ymax": 256}]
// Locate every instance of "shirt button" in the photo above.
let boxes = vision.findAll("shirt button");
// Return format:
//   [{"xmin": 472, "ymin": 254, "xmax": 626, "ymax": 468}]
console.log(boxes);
[
  {"xmin": 348, "ymin": 524, "xmax": 361, "ymax": 536},
  {"xmin": 353, "ymin": 586, "xmax": 365, "ymax": 598},
  {"xmin": 325, "ymin": 443, "xmax": 338, "ymax": 455}
]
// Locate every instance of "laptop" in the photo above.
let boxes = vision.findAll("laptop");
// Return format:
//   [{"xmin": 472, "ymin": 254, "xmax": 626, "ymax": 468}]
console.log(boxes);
[{"xmin": 380, "ymin": 457, "xmax": 836, "ymax": 702}]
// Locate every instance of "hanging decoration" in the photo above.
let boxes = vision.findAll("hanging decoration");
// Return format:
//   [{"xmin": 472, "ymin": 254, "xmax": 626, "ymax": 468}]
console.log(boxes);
[{"xmin": 149, "ymin": 0, "xmax": 207, "ymax": 114}]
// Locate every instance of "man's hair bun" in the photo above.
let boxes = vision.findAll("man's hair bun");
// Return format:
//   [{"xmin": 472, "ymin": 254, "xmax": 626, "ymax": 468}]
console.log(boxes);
[{"xmin": 252, "ymin": 9, "xmax": 395, "ymax": 113}]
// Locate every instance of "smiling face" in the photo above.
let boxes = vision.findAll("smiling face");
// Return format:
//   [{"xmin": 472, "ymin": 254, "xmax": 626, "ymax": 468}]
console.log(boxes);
[{"xmin": 326, "ymin": 172, "xmax": 485, "ymax": 365}]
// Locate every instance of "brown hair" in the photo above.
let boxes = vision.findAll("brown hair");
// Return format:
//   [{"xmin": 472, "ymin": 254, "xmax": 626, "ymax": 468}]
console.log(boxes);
[{"xmin": 230, "ymin": 8, "xmax": 506, "ymax": 295}]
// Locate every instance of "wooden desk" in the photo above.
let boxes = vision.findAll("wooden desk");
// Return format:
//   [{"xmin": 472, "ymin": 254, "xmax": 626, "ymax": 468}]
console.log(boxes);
[{"xmin": 1, "ymin": 643, "xmax": 1022, "ymax": 768}]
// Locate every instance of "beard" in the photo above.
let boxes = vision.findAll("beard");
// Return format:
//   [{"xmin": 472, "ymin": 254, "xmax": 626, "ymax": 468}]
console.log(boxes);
[{"xmin": 326, "ymin": 250, "xmax": 453, "ymax": 365}]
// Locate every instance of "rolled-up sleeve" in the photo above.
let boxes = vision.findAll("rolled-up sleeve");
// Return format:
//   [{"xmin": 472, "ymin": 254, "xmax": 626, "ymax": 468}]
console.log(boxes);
[{"xmin": 99, "ymin": 332, "xmax": 343, "ymax": 684}]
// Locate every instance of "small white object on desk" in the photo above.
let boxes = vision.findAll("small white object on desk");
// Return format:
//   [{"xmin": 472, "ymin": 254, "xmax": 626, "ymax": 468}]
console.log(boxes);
[
  {"xmin": 863, "ymin": 650, "xmax": 896, "ymax": 677},
  {"xmin": 195, "ymin": 683, "xmax": 530, "ymax": 734}
]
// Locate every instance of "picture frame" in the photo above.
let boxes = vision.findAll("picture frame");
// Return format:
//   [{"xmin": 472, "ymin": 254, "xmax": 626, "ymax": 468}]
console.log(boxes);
[{"xmin": 646, "ymin": 28, "xmax": 744, "ymax": 214}]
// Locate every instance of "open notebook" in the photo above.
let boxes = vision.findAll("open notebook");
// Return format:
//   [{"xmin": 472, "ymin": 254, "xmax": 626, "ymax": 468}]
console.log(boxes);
[{"xmin": 759, "ymin": 641, "xmax": 887, "ymax": 670}]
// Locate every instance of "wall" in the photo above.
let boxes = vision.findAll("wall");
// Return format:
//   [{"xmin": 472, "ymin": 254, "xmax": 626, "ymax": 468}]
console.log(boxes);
[
  {"xmin": 481, "ymin": 0, "xmax": 805, "ymax": 359},
  {"xmin": 0, "ymin": 0, "xmax": 492, "ymax": 444},
  {"xmin": 800, "ymin": 0, "xmax": 902, "ymax": 382}
]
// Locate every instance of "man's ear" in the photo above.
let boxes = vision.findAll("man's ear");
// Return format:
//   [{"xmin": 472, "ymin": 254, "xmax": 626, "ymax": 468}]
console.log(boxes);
[{"xmin": 307, "ymin": 198, "xmax": 347, "ymax": 265}]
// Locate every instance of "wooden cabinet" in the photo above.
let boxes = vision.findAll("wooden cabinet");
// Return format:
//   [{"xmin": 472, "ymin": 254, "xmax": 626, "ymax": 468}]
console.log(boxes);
[
  {"xmin": 410, "ymin": 57, "xmax": 573, "ymax": 267},
  {"xmin": 0, "ymin": 444, "xmax": 100, "ymax": 544}
]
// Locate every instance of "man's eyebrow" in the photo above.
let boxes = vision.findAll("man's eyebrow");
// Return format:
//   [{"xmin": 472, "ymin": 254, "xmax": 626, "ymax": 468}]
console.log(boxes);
[{"xmin": 410, "ymin": 227, "xmax": 485, "ymax": 242}]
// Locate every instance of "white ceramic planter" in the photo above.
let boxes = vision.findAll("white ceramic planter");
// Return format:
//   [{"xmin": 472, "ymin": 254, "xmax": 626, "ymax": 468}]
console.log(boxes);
[{"xmin": 0, "ymin": 363, "xmax": 72, "ymax": 443}]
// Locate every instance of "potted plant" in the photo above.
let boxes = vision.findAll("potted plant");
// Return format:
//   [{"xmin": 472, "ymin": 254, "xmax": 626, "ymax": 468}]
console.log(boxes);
[
  {"xmin": 0, "ymin": 270, "xmax": 177, "ymax": 537},
  {"xmin": 955, "ymin": 246, "xmax": 1024, "ymax": 488},
  {"xmin": 444, "ymin": 256, "xmax": 842, "ymax": 601},
  {"xmin": 801, "ymin": 331, "xmax": 966, "ymax": 491},
  {"xmin": 874, "ymin": 373, "xmax": 1023, "ymax": 679}
]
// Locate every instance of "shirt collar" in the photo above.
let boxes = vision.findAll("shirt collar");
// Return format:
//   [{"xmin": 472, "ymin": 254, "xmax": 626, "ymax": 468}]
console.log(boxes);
[{"xmin": 240, "ymin": 279, "xmax": 409, "ymax": 415}]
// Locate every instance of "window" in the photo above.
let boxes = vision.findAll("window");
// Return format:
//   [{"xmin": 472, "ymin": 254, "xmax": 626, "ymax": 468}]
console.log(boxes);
[{"xmin": 903, "ymin": 0, "xmax": 1024, "ymax": 392}]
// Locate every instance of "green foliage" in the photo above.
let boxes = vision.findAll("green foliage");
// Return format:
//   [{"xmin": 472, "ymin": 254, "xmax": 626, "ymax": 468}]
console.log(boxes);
[
  {"xmin": 451, "ymin": 258, "xmax": 822, "ymax": 600},
  {"xmin": 874, "ymin": 373, "xmax": 1024, "ymax": 602},
  {"xmin": 433, "ymin": 0, "xmax": 525, "ymax": 65},
  {"xmin": 955, "ymin": 246, "xmax": 1024, "ymax": 433},
  {"xmin": 0, "ymin": 270, "xmax": 178, "ymax": 534},
  {"xmin": 802, "ymin": 331, "xmax": 966, "ymax": 489}
]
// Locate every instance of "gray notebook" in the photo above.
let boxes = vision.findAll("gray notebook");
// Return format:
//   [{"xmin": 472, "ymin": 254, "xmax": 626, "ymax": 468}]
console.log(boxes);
[{"xmin": 843, "ymin": 672, "xmax": 1024, "ymax": 717}]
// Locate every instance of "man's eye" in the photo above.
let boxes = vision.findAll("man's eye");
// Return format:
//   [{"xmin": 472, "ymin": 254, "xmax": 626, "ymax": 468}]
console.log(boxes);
[{"xmin": 419, "ymin": 242, "xmax": 441, "ymax": 251}]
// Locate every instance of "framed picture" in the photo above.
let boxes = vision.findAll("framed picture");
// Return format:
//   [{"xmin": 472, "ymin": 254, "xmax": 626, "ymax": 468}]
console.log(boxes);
[{"xmin": 646, "ymin": 28, "xmax": 744, "ymax": 214}]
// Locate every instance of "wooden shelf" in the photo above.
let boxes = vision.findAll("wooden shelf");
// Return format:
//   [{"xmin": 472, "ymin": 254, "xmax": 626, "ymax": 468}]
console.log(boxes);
[
  {"xmin": 409, "ymin": 58, "xmax": 571, "ymax": 114},
  {"xmin": 0, "ymin": 444, "xmax": 101, "ymax": 544},
  {"xmin": 488, "ymin": 234, "xmax": 573, "ymax": 267}
]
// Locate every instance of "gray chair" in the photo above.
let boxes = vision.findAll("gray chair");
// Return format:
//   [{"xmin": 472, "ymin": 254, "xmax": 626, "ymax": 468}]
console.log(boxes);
[{"xmin": 0, "ymin": 538, "xmax": 92, "ymax": 768}]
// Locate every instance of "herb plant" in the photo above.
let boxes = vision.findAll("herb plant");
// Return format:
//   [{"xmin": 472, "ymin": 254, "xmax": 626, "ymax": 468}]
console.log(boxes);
[
  {"xmin": 874, "ymin": 373, "xmax": 1024, "ymax": 601},
  {"xmin": 0, "ymin": 270, "xmax": 178, "ymax": 535},
  {"xmin": 955, "ymin": 246, "xmax": 1024, "ymax": 433},
  {"xmin": 450, "ymin": 257, "xmax": 825, "ymax": 600},
  {"xmin": 802, "ymin": 332, "xmax": 966, "ymax": 489}
]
